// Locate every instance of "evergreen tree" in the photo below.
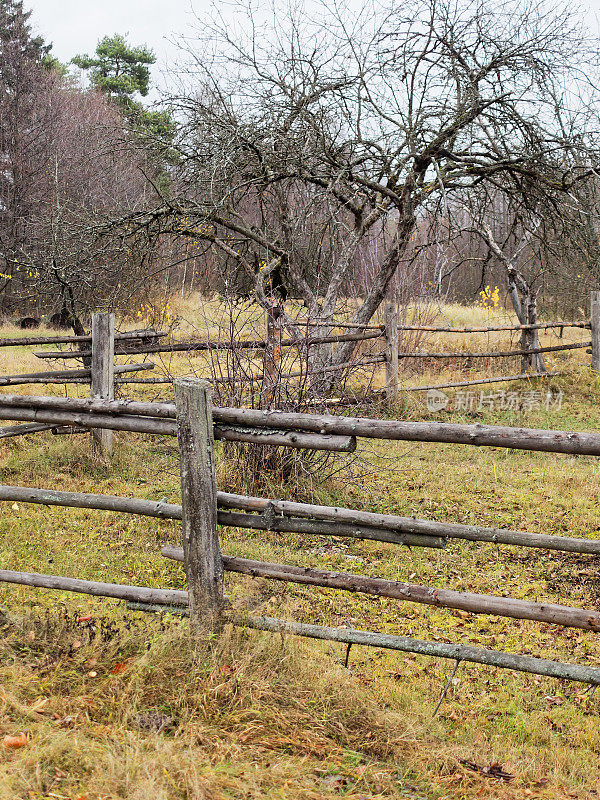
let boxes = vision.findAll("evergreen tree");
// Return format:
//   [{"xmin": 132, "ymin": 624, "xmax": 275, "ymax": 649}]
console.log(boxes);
[
  {"xmin": 0, "ymin": 0, "xmax": 53, "ymax": 87},
  {"xmin": 72, "ymin": 34, "xmax": 173, "ymax": 140},
  {"xmin": 0, "ymin": 0, "xmax": 50, "ymax": 63}
]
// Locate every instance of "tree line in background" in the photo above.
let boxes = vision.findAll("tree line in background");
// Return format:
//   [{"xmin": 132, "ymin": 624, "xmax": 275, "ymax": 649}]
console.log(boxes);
[
  {"xmin": 0, "ymin": 0, "xmax": 173, "ymax": 331},
  {"xmin": 2, "ymin": 0, "xmax": 600, "ymax": 359}
]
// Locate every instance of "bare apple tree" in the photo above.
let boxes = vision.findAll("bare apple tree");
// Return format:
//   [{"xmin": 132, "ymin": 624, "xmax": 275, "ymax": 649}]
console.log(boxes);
[{"xmin": 125, "ymin": 0, "xmax": 599, "ymax": 390}]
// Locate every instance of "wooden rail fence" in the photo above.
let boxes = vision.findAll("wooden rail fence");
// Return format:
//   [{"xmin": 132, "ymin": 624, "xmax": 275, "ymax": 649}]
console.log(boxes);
[
  {"xmin": 23, "ymin": 308, "xmax": 388, "ymax": 405},
  {"xmin": 7, "ymin": 300, "xmax": 597, "ymax": 408},
  {"xmin": 0, "ymin": 313, "xmax": 161, "ymax": 451},
  {"xmin": 0, "ymin": 383, "xmax": 599, "ymax": 686},
  {"xmin": 4, "ymin": 296, "xmax": 599, "ymax": 409},
  {"xmin": 380, "ymin": 295, "xmax": 599, "ymax": 398}
]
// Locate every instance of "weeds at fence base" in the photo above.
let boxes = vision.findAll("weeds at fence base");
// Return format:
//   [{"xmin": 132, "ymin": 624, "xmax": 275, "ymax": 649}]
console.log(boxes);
[
  {"xmin": 220, "ymin": 439, "xmax": 354, "ymax": 493},
  {"xmin": 0, "ymin": 607, "xmax": 596, "ymax": 799},
  {"xmin": 0, "ymin": 608, "xmax": 417, "ymax": 799}
]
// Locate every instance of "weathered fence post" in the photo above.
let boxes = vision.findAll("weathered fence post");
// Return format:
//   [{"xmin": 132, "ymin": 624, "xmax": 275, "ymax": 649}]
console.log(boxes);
[
  {"xmin": 591, "ymin": 292, "xmax": 600, "ymax": 372},
  {"xmin": 385, "ymin": 301, "xmax": 399, "ymax": 399},
  {"xmin": 261, "ymin": 305, "xmax": 283, "ymax": 409},
  {"xmin": 90, "ymin": 313, "xmax": 115, "ymax": 455},
  {"xmin": 174, "ymin": 377, "xmax": 223, "ymax": 633}
]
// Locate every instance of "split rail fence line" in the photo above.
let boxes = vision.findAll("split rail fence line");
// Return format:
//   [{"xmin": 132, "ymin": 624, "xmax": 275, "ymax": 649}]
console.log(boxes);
[
  {"xmin": 1, "ymin": 383, "xmax": 600, "ymax": 684},
  {"xmin": 5, "ymin": 298, "xmax": 598, "ymax": 408},
  {"xmin": 381, "ymin": 292, "xmax": 600, "ymax": 397},
  {"xmin": 22, "ymin": 309, "xmax": 387, "ymax": 404},
  {"xmin": 0, "ymin": 314, "xmax": 163, "ymax": 451}
]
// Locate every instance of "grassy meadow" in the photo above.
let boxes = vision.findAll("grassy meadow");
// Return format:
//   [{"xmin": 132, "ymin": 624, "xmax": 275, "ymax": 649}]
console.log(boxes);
[{"xmin": 0, "ymin": 296, "xmax": 598, "ymax": 799}]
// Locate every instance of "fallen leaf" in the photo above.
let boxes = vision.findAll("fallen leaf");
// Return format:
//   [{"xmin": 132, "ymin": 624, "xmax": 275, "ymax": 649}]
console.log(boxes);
[
  {"xmin": 110, "ymin": 661, "xmax": 131, "ymax": 675},
  {"xmin": 77, "ymin": 615, "xmax": 93, "ymax": 623},
  {"xmin": 2, "ymin": 732, "xmax": 28, "ymax": 749},
  {"xmin": 71, "ymin": 640, "xmax": 82, "ymax": 650}
]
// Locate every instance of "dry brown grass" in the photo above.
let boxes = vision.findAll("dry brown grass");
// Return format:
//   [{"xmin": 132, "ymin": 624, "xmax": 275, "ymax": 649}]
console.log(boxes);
[{"xmin": 0, "ymin": 613, "xmax": 424, "ymax": 799}]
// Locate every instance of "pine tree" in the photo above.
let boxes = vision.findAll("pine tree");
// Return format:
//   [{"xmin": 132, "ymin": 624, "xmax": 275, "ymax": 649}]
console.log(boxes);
[{"xmin": 72, "ymin": 34, "xmax": 173, "ymax": 140}]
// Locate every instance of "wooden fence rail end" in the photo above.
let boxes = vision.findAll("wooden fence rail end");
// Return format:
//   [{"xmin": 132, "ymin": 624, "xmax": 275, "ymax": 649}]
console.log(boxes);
[{"xmin": 161, "ymin": 548, "xmax": 600, "ymax": 631}]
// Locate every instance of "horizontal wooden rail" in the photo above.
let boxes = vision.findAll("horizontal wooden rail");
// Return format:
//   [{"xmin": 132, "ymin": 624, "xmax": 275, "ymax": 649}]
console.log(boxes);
[
  {"xmin": 161, "ymin": 548, "xmax": 600, "ymax": 631},
  {"xmin": 0, "ymin": 423, "xmax": 59, "ymax": 439},
  {"xmin": 0, "ymin": 362, "xmax": 154, "ymax": 387},
  {"xmin": 296, "ymin": 320, "xmax": 385, "ymax": 330},
  {"xmin": 0, "ymin": 406, "xmax": 355, "ymax": 451},
  {"xmin": 5, "ymin": 394, "xmax": 600, "ymax": 457},
  {"xmin": 0, "ymin": 485, "xmax": 183, "ymax": 517},
  {"xmin": 51, "ymin": 426, "xmax": 87, "ymax": 436},
  {"xmin": 212, "ymin": 410, "xmax": 600, "ymax": 457},
  {"xmin": 401, "ymin": 372, "xmax": 560, "ymax": 392},
  {"xmin": 217, "ymin": 509, "xmax": 443, "ymax": 548},
  {"xmin": 394, "ymin": 320, "xmax": 591, "ymax": 333},
  {"xmin": 0, "ymin": 485, "xmax": 443, "ymax": 549},
  {"xmin": 11, "ymin": 481, "xmax": 600, "ymax": 555},
  {"xmin": 0, "ymin": 568, "xmax": 596, "ymax": 683},
  {"xmin": 213, "ymin": 424, "xmax": 356, "ymax": 452},
  {"xmin": 228, "ymin": 615, "xmax": 600, "ymax": 686},
  {"xmin": 34, "ymin": 330, "xmax": 385, "ymax": 360},
  {"xmin": 115, "ymin": 377, "xmax": 172, "ymax": 385},
  {"xmin": 0, "ymin": 329, "xmax": 164, "ymax": 349},
  {"xmin": 395, "ymin": 342, "xmax": 590, "ymax": 359},
  {"xmin": 36, "ymin": 342, "xmax": 265, "ymax": 359},
  {"xmin": 0, "ymin": 407, "xmax": 177, "ymax": 435},
  {"xmin": 217, "ymin": 492, "xmax": 600, "ymax": 553},
  {"xmin": 0, "ymin": 481, "xmax": 589, "ymax": 555},
  {"xmin": 0, "ymin": 569, "xmax": 187, "ymax": 605}
]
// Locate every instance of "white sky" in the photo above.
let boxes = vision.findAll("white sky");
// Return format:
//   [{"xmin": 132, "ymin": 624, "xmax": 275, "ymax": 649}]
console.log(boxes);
[
  {"xmin": 27, "ymin": 0, "xmax": 600, "ymax": 100},
  {"xmin": 28, "ymin": 0, "xmax": 208, "ymax": 97}
]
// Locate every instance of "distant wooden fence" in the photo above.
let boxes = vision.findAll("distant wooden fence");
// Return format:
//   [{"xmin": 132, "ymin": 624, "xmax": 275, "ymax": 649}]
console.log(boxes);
[
  {"xmin": 6, "ymin": 299, "xmax": 597, "ymax": 409},
  {"xmin": 0, "ymin": 385, "xmax": 600, "ymax": 687},
  {"xmin": 0, "ymin": 313, "xmax": 160, "ymax": 453},
  {"xmin": 379, "ymin": 294, "xmax": 600, "ymax": 397},
  {"xmin": 31, "ymin": 308, "xmax": 386, "ymax": 404}
]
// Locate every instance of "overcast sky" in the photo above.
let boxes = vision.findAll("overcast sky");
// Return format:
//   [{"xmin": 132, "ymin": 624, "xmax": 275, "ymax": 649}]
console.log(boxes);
[
  {"xmin": 28, "ymin": 0, "xmax": 204, "ymax": 96},
  {"xmin": 27, "ymin": 0, "xmax": 600, "ymax": 99}
]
